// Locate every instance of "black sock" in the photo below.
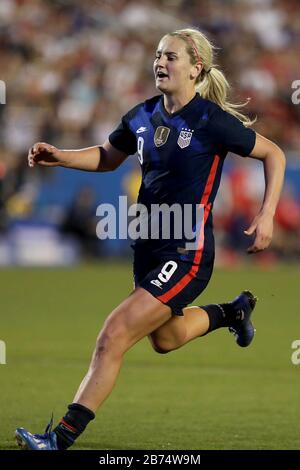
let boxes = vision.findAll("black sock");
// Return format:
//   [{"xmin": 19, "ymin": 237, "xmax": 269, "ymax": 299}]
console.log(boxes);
[
  {"xmin": 53, "ymin": 403, "xmax": 95, "ymax": 450},
  {"xmin": 201, "ymin": 302, "xmax": 238, "ymax": 333}
]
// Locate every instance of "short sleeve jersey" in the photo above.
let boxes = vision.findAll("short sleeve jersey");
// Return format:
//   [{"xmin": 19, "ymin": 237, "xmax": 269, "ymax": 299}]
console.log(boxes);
[{"xmin": 109, "ymin": 93, "xmax": 256, "ymax": 254}]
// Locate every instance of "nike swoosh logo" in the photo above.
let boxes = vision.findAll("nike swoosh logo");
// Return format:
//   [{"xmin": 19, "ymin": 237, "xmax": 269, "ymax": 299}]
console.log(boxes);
[{"xmin": 136, "ymin": 127, "xmax": 147, "ymax": 134}]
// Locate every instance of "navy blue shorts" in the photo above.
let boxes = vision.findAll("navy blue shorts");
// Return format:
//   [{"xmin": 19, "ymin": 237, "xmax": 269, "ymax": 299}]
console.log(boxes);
[{"xmin": 133, "ymin": 244, "xmax": 214, "ymax": 316}]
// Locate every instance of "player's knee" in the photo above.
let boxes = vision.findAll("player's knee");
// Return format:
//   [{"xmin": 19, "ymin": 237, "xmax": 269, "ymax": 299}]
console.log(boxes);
[
  {"xmin": 149, "ymin": 337, "xmax": 173, "ymax": 354},
  {"xmin": 94, "ymin": 330, "xmax": 124, "ymax": 360},
  {"xmin": 153, "ymin": 344, "xmax": 172, "ymax": 354},
  {"xmin": 95, "ymin": 317, "xmax": 128, "ymax": 357}
]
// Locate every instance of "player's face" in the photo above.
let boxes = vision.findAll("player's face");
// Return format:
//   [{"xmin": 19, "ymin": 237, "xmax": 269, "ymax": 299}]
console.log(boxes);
[{"xmin": 153, "ymin": 36, "xmax": 199, "ymax": 94}]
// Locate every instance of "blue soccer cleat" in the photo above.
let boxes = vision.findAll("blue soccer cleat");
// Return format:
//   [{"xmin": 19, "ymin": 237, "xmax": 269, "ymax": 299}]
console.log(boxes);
[
  {"xmin": 228, "ymin": 290, "xmax": 258, "ymax": 347},
  {"xmin": 15, "ymin": 415, "xmax": 58, "ymax": 450}
]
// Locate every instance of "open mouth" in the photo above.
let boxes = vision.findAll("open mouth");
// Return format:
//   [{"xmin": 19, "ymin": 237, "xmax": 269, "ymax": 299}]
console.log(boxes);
[{"xmin": 156, "ymin": 71, "xmax": 169, "ymax": 80}]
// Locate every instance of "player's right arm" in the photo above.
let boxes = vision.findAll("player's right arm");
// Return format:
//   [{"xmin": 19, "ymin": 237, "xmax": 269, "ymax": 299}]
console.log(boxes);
[{"xmin": 28, "ymin": 140, "xmax": 128, "ymax": 172}]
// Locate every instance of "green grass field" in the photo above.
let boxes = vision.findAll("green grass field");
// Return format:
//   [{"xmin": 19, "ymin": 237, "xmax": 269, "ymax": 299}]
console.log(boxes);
[{"xmin": 0, "ymin": 263, "xmax": 299, "ymax": 450}]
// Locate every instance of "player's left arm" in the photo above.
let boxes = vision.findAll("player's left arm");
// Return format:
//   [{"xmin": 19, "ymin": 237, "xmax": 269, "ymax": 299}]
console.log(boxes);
[{"xmin": 245, "ymin": 132, "xmax": 286, "ymax": 254}]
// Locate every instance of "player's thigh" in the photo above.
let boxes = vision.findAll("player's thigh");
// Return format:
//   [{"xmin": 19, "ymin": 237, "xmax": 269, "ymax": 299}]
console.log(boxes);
[{"xmin": 103, "ymin": 287, "xmax": 172, "ymax": 347}]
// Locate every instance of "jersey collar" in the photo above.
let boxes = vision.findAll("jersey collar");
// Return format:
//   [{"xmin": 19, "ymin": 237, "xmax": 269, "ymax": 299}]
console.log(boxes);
[{"xmin": 159, "ymin": 92, "xmax": 200, "ymax": 118}]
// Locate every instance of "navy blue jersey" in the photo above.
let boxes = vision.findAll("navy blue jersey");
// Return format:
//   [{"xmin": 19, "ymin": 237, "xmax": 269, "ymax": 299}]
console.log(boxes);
[{"xmin": 109, "ymin": 93, "xmax": 256, "ymax": 259}]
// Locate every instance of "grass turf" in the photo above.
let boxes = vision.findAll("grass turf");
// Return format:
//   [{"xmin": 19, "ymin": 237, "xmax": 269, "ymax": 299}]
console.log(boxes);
[{"xmin": 0, "ymin": 262, "xmax": 299, "ymax": 450}]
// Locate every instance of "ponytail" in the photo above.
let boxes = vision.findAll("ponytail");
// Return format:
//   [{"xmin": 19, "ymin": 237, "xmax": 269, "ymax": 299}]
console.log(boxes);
[{"xmin": 169, "ymin": 28, "xmax": 256, "ymax": 127}]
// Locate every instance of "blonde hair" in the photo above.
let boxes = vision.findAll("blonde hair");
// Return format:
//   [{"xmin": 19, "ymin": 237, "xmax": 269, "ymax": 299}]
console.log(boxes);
[{"xmin": 167, "ymin": 28, "xmax": 256, "ymax": 127}]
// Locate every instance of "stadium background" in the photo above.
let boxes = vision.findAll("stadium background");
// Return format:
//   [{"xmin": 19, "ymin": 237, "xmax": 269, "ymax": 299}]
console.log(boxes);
[{"xmin": 0, "ymin": 0, "xmax": 299, "ymax": 450}]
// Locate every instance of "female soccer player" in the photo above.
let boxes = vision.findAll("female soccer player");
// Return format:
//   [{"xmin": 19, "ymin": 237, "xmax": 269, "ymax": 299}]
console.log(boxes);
[{"xmin": 16, "ymin": 28, "xmax": 285, "ymax": 450}]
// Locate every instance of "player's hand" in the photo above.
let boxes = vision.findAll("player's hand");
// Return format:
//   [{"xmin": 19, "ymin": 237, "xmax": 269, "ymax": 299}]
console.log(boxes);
[
  {"xmin": 28, "ymin": 142, "xmax": 63, "ymax": 168},
  {"xmin": 244, "ymin": 210, "xmax": 274, "ymax": 254}
]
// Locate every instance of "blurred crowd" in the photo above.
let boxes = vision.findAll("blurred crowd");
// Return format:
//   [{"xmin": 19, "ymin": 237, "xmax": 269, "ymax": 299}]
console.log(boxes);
[{"xmin": 0, "ymin": 0, "xmax": 299, "ymax": 263}]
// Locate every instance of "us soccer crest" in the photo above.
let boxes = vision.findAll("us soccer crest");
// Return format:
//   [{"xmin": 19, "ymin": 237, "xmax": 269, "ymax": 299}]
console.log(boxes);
[
  {"xmin": 154, "ymin": 126, "xmax": 170, "ymax": 147},
  {"xmin": 177, "ymin": 128, "xmax": 194, "ymax": 149}
]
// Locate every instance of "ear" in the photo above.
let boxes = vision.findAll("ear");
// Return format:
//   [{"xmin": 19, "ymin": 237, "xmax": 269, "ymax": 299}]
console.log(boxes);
[{"xmin": 190, "ymin": 63, "xmax": 203, "ymax": 80}]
